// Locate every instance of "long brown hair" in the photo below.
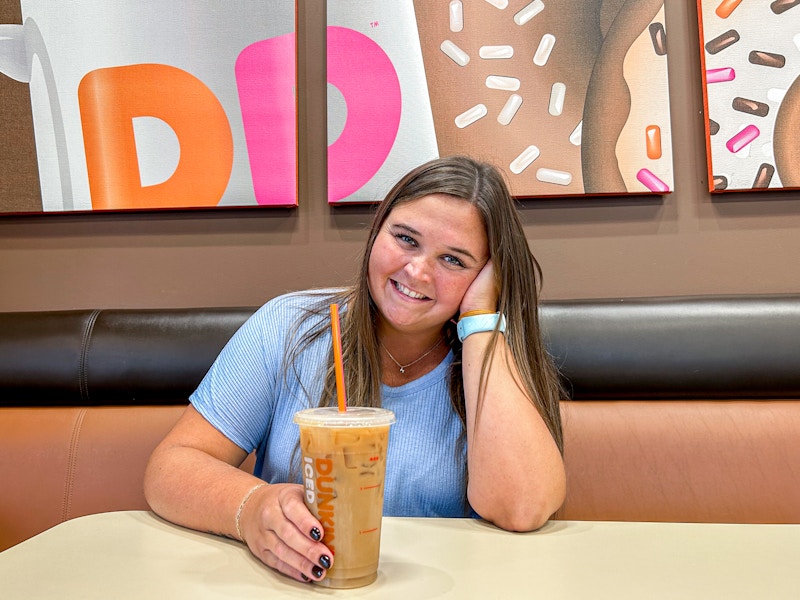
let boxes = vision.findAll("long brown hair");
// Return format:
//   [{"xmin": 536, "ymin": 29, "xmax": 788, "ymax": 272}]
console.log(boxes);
[{"xmin": 291, "ymin": 156, "xmax": 564, "ymax": 453}]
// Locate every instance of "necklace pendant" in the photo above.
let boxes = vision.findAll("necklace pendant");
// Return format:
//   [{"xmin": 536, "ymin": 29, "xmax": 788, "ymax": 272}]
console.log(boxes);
[{"xmin": 399, "ymin": 367, "xmax": 405, "ymax": 374}]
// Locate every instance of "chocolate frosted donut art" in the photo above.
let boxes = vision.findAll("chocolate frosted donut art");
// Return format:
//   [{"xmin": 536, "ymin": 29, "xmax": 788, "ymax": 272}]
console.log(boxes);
[
  {"xmin": 412, "ymin": 0, "xmax": 674, "ymax": 197},
  {"xmin": 699, "ymin": 0, "xmax": 800, "ymax": 192}
]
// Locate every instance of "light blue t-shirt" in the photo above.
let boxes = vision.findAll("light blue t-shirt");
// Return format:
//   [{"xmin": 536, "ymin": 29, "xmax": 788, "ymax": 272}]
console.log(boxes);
[{"xmin": 191, "ymin": 290, "xmax": 470, "ymax": 517}]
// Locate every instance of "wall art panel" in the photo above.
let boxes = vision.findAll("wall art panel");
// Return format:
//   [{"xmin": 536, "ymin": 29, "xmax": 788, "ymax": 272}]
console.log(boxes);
[
  {"xmin": 698, "ymin": 0, "xmax": 800, "ymax": 192},
  {"xmin": 0, "ymin": 1, "xmax": 297, "ymax": 213},
  {"xmin": 327, "ymin": 0, "xmax": 674, "ymax": 203},
  {"xmin": 326, "ymin": 1, "xmax": 439, "ymax": 204}
]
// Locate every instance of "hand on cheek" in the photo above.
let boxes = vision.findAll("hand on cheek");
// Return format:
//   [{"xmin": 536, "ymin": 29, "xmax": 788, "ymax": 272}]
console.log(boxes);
[{"xmin": 460, "ymin": 260, "xmax": 498, "ymax": 315}]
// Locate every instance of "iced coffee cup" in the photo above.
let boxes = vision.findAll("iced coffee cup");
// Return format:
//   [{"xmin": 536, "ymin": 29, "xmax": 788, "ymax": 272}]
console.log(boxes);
[{"xmin": 293, "ymin": 406, "xmax": 395, "ymax": 588}]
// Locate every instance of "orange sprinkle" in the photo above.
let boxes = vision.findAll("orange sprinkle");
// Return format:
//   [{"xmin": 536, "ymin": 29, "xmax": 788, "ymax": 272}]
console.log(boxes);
[
  {"xmin": 715, "ymin": 0, "xmax": 743, "ymax": 18},
  {"xmin": 646, "ymin": 125, "xmax": 662, "ymax": 160}
]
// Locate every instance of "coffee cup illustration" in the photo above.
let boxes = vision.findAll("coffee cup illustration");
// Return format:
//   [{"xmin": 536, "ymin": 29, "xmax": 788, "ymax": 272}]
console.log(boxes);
[{"xmin": 0, "ymin": 1, "xmax": 297, "ymax": 211}]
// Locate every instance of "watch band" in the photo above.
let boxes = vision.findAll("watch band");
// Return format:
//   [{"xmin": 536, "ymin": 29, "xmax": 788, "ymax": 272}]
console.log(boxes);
[{"xmin": 457, "ymin": 312, "xmax": 506, "ymax": 342}]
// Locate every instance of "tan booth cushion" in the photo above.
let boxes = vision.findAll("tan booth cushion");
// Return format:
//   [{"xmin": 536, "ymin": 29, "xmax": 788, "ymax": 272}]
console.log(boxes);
[
  {"xmin": 559, "ymin": 400, "xmax": 800, "ymax": 523},
  {"xmin": 0, "ymin": 406, "xmax": 255, "ymax": 551}
]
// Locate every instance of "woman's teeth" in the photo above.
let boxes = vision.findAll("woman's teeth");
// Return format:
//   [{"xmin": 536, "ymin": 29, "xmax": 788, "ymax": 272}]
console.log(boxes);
[{"xmin": 394, "ymin": 281, "xmax": 426, "ymax": 300}]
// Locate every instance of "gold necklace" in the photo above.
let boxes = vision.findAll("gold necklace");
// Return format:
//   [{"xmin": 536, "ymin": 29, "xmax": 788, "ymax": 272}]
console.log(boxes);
[{"xmin": 380, "ymin": 336, "xmax": 445, "ymax": 374}]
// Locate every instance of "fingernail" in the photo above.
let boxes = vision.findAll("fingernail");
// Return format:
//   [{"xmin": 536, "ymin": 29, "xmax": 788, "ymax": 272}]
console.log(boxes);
[
  {"xmin": 309, "ymin": 527, "xmax": 321, "ymax": 541},
  {"xmin": 301, "ymin": 574, "xmax": 310, "ymax": 582},
  {"xmin": 319, "ymin": 554, "xmax": 331, "ymax": 569},
  {"xmin": 312, "ymin": 566, "xmax": 324, "ymax": 579}
]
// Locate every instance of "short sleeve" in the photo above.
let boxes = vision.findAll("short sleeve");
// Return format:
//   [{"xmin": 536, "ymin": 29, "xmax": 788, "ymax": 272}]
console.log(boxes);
[{"xmin": 190, "ymin": 300, "xmax": 288, "ymax": 452}]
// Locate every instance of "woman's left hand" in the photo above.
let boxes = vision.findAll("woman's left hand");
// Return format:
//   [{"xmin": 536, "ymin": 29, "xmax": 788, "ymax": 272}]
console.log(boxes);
[{"xmin": 460, "ymin": 259, "xmax": 498, "ymax": 315}]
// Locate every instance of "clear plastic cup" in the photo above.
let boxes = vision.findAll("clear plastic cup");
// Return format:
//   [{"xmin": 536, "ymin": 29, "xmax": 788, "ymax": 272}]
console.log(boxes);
[{"xmin": 294, "ymin": 406, "xmax": 395, "ymax": 588}]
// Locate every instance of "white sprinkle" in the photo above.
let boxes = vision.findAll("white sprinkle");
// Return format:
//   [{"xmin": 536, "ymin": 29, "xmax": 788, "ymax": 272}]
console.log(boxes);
[
  {"xmin": 440, "ymin": 39, "xmax": 470, "ymax": 66},
  {"xmin": 510, "ymin": 145, "xmax": 540, "ymax": 174},
  {"xmin": 548, "ymin": 82, "xmax": 566, "ymax": 116},
  {"xmin": 569, "ymin": 121, "xmax": 582, "ymax": 145},
  {"xmin": 486, "ymin": 75, "xmax": 520, "ymax": 91},
  {"xmin": 484, "ymin": 0, "xmax": 509, "ymax": 8},
  {"xmin": 514, "ymin": 0, "xmax": 544, "ymax": 26},
  {"xmin": 536, "ymin": 168, "xmax": 572, "ymax": 186},
  {"xmin": 449, "ymin": 0, "xmax": 464, "ymax": 33},
  {"xmin": 479, "ymin": 45, "xmax": 514, "ymax": 59},
  {"xmin": 455, "ymin": 104, "xmax": 488, "ymax": 128},
  {"xmin": 498, "ymin": 94, "xmax": 523, "ymax": 125},
  {"xmin": 534, "ymin": 33, "xmax": 556, "ymax": 66}
]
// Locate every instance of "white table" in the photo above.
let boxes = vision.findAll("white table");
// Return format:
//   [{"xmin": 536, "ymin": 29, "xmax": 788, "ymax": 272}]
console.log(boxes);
[{"xmin": 1, "ymin": 511, "xmax": 799, "ymax": 598}]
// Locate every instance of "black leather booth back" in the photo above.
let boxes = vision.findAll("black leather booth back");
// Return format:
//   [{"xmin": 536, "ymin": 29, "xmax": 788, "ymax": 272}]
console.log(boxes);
[
  {"xmin": 2, "ymin": 295, "xmax": 799, "ymax": 406},
  {"xmin": 541, "ymin": 295, "xmax": 800, "ymax": 399},
  {"xmin": 0, "ymin": 308, "xmax": 253, "ymax": 405}
]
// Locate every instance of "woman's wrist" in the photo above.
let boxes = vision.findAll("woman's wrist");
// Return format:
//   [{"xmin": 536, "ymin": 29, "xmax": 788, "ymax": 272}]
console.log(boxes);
[
  {"xmin": 457, "ymin": 312, "xmax": 506, "ymax": 342},
  {"xmin": 235, "ymin": 482, "xmax": 267, "ymax": 543}
]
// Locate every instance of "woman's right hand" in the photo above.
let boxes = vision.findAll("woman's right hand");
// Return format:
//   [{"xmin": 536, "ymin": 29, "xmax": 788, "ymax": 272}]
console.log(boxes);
[
  {"xmin": 144, "ymin": 406, "xmax": 334, "ymax": 585},
  {"xmin": 237, "ymin": 482, "xmax": 334, "ymax": 583}
]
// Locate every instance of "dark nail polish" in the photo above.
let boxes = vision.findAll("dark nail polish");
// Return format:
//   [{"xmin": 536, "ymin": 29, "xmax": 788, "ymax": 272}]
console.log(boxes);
[
  {"xmin": 301, "ymin": 574, "xmax": 310, "ymax": 582},
  {"xmin": 319, "ymin": 554, "xmax": 331, "ymax": 569},
  {"xmin": 312, "ymin": 566, "xmax": 324, "ymax": 579},
  {"xmin": 309, "ymin": 527, "xmax": 321, "ymax": 541}
]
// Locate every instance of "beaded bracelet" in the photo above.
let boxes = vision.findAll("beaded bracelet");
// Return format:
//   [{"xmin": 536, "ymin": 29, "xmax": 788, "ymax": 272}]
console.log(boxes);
[{"xmin": 235, "ymin": 482, "xmax": 267, "ymax": 543}]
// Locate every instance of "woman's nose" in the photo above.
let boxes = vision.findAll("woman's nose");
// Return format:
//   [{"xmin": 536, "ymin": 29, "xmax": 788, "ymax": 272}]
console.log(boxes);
[{"xmin": 405, "ymin": 254, "xmax": 432, "ymax": 280}]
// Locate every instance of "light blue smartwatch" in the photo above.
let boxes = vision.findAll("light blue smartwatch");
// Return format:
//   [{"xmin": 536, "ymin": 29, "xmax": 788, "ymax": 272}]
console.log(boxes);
[{"xmin": 457, "ymin": 313, "xmax": 507, "ymax": 342}]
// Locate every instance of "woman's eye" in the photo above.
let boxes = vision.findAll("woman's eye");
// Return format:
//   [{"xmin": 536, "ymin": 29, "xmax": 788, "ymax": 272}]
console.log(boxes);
[
  {"xmin": 443, "ymin": 255, "xmax": 465, "ymax": 268},
  {"xmin": 395, "ymin": 233, "xmax": 417, "ymax": 247}
]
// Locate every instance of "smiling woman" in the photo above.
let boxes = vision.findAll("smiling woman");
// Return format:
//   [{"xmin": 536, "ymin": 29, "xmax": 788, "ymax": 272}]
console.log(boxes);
[{"xmin": 143, "ymin": 155, "xmax": 566, "ymax": 586}]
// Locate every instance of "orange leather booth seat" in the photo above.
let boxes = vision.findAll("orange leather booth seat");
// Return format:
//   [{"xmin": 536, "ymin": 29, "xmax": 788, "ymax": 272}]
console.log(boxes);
[
  {"xmin": 559, "ymin": 400, "xmax": 800, "ymax": 523},
  {"xmin": 0, "ymin": 406, "xmax": 254, "ymax": 551},
  {"xmin": 0, "ymin": 406, "xmax": 184, "ymax": 551},
  {"xmin": 2, "ymin": 296, "xmax": 800, "ymax": 551}
]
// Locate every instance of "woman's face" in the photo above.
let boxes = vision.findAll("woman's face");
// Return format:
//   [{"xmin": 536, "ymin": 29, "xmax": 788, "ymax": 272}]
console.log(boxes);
[{"xmin": 368, "ymin": 193, "xmax": 489, "ymax": 337}]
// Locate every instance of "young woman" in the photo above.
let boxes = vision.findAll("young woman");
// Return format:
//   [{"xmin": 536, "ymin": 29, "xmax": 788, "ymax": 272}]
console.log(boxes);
[{"xmin": 144, "ymin": 155, "xmax": 566, "ymax": 584}]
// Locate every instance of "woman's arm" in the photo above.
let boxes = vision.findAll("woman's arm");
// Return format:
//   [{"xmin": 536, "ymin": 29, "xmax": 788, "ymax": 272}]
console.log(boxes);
[
  {"xmin": 459, "ymin": 262, "xmax": 566, "ymax": 531},
  {"xmin": 144, "ymin": 405, "xmax": 334, "ymax": 582}
]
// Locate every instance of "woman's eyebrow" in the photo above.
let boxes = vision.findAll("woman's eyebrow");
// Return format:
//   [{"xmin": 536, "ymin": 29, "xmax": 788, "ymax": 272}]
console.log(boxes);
[
  {"xmin": 390, "ymin": 223, "xmax": 419, "ymax": 236},
  {"xmin": 445, "ymin": 244, "xmax": 478, "ymax": 262}
]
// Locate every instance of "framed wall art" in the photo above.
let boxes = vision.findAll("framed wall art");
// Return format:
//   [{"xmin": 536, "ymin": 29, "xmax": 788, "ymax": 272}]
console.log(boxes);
[
  {"xmin": 698, "ymin": 0, "xmax": 800, "ymax": 192},
  {"xmin": 0, "ymin": 1, "xmax": 297, "ymax": 213},
  {"xmin": 327, "ymin": 0, "xmax": 674, "ymax": 203}
]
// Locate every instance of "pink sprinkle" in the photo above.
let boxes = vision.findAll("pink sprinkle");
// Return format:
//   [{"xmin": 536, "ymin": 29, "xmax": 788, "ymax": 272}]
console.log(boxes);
[
  {"xmin": 706, "ymin": 67, "xmax": 735, "ymax": 83},
  {"xmin": 636, "ymin": 168, "xmax": 670, "ymax": 193},
  {"xmin": 726, "ymin": 125, "xmax": 760, "ymax": 153}
]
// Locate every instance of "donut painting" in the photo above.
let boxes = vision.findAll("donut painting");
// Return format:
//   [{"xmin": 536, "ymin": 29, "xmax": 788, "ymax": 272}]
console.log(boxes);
[
  {"xmin": 699, "ymin": 0, "xmax": 800, "ymax": 192},
  {"xmin": 327, "ymin": 0, "xmax": 674, "ymax": 202}
]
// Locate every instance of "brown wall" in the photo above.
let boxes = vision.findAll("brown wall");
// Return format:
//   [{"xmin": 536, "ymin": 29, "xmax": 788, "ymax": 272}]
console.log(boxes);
[{"xmin": 1, "ymin": 0, "xmax": 798, "ymax": 312}]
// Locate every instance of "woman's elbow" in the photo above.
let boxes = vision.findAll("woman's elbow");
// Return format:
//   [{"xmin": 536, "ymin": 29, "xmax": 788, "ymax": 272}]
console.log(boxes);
[
  {"xmin": 471, "ymin": 479, "xmax": 566, "ymax": 532},
  {"xmin": 487, "ymin": 497, "xmax": 562, "ymax": 532}
]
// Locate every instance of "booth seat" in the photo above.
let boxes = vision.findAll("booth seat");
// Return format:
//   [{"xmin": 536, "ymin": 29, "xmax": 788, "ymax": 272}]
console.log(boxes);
[{"xmin": 2, "ymin": 295, "xmax": 800, "ymax": 551}]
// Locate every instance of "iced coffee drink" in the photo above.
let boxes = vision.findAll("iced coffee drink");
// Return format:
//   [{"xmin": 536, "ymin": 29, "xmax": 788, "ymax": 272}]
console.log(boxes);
[{"xmin": 294, "ymin": 406, "xmax": 395, "ymax": 588}]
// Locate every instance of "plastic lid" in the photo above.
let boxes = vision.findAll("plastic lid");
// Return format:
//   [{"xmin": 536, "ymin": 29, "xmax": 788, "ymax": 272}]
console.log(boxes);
[{"xmin": 293, "ymin": 406, "xmax": 396, "ymax": 428}]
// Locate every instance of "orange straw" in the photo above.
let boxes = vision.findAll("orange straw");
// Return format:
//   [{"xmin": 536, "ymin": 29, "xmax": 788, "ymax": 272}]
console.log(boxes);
[{"xmin": 330, "ymin": 304, "xmax": 347, "ymax": 412}]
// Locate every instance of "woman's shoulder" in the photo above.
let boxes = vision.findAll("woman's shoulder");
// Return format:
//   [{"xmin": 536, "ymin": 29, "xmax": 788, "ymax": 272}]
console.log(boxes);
[
  {"xmin": 249, "ymin": 287, "xmax": 350, "ymax": 332},
  {"xmin": 259, "ymin": 287, "xmax": 349, "ymax": 313}
]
